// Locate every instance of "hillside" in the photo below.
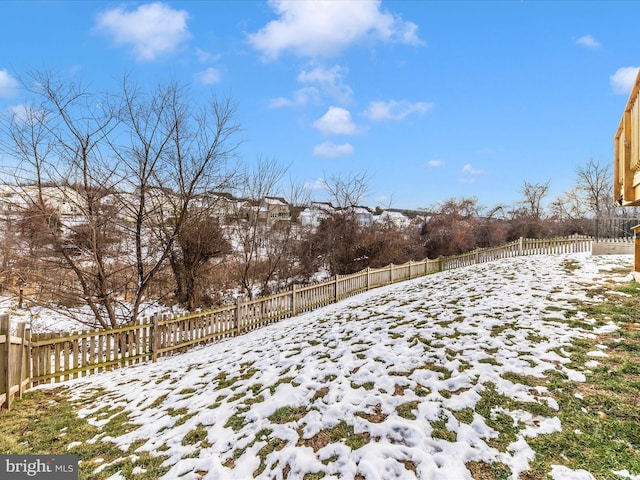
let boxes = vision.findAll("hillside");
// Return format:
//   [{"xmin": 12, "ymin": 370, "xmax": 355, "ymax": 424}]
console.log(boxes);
[{"xmin": 7, "ymin": 253, "xmax": 640, "ymax": 480}]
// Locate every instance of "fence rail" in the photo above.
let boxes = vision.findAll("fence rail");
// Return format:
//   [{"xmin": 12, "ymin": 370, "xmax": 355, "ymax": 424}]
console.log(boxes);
[{"xmin": 1, "ymin": 235, "xmax": 593, "ymax": 409}]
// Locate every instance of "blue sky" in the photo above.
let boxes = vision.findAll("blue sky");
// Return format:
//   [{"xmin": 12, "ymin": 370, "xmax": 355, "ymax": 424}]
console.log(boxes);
[{"xmin": 0, "ymin": 1, "xmax": 638, "ymax": 211}]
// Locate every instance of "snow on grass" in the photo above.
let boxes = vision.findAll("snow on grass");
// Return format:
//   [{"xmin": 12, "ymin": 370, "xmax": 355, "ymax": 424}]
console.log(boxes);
[{"xmin": 47, "ymin": 253, "xmax": 633, "ymax": 479}]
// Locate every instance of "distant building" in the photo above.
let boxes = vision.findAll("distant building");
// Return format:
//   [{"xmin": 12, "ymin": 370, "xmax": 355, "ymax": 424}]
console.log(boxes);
[
  {"xmin": 298, "ymin": 202, "xmax": 334, "ymax": 228},
  {"xmin": 351, "ymin": 206, "xmax": 374, "ymax": 226},
  {"xmin": 375, "ymin": 210, "xmax": 410, "ymax": 229}
]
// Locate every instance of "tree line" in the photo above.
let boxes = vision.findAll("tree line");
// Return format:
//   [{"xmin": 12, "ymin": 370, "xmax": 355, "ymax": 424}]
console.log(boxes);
[{"xmin": 0, "ymin": 71, "xmax": 631, "ymax": 330}]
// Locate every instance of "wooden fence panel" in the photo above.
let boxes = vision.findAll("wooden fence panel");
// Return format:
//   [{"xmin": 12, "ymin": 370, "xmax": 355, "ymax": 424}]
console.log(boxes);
[
  {"xmin": 30, "ymin": 321, "xmax": 154, "ymax": 386},
  {"xmin": 154, "ymin": 305, "xmax": 237, "ymax": 357},
  {"xmin": 0, "ymin": 315, "xmax": 30, "ymax": 410}
]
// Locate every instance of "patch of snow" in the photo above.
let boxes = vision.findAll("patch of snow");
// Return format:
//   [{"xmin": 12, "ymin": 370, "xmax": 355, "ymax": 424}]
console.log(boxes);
[
  {"xmin": 551, "ymin": 465, "xmax": 597, "ymax": 480},
  {"xmin": 614, "ymin": 469, "xmax": 640, "ymax": 480}
]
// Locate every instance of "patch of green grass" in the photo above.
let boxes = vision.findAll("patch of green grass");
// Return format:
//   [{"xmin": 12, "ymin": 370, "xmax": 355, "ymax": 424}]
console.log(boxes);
[
  {"xmin": 0, "ymin": 387, "xmax": 170, "ymax": 480},
  {"xmin": 414, "ymin": 385, "xmax": 430, "ymax": 397},
  {"xmin": 303, "ymin": 473, "xmax": 326, "ymax": 480},
  {"xmin": 526, "ymin": 332, "xmax": 549, "ymax": 343},
  {"xmin": 422, "ymin": 363, "xmax": 452, "ymax": 380},
  {"xmin": 145, "ymin": 394, "xmax": 168, "ymax": 410},
  {"xmin": 252, "ymin": 430, "xmax": 286, "ymax": 477},
  {"xmin": 181, "ymin": 424, "xmax": 210, "ymax": 447},
  {"xmin": 560, "ymin": 259, "xmax": 581, "ymax": 273},
  {"xmin": 479, "ymin": 357, "xmax": 501, "ymax": 366},
  {"xmin": 523, "ymin": 282, "xmax": 640, "ymax": 478},
  {"xmin": 490, "ymin": 324, "xmax": 512, "ymax": 337},
  {"xmin": 430, "ymin": 416, "xmax": 456, "ymax": 442},
  {"xmin": 173, "ymin": 411, "xmax": 197, "ymax": 427},
  {"xmin": 224, "ymin": 407, "xmax": 249, "ymax": 432},
  {"xmin": 396, "ymin": 401, "xmax": 419, "ymax": 420},
  {"xmin": 268, "ymin": 405, "xmax": 308, "ymax": 424},
  {"xmin": 350, "ymin": 381, "xmax": 375, "ymax": 391},
  {"xmin": 213, "ymin": 371, "xmax": 238, "ymax": 390},
  {"xmin": 466, "ymin": 461, "xmax": 511, "ymax": 480},
  {"xmin": 452, "ymin": 407, "xmax": 474, "ymax": 425},
  {"xmin": 501, "ymin": 371, "xmax": 541, "ymax": 388},
  {"xmin": 269, "ymin": 376, "xmax": 297, "ymax": 394},
  {"xmin": 327, "ymin": 421, "xmax": 369, "ymax": 450},
  {"xmin": 437, "ymin": 389, "xmax": 451, "ymax": 399}
]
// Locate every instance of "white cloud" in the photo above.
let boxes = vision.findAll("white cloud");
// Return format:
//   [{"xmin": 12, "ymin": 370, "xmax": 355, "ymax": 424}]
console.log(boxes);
[
  {"xmin": 0, "ymin": 69, "xmax": 18, "ymax": 98},
  {"xmin": 363, "ymin": 100, "xmax": 432, "ymax": 121},
  {"xmin": 9, "ymin": 104, "xmax": 45, "ymax": 125},
  {"xmin": 458, "ymin": 177, "xmax": 477, "ymax": 184},
  {"xmin": 270, "ymin": 64, "xmax": 352, "ymax": 108},
  {"xmin": 95, "ymin": 2, "xmax": 191, "ymax": 61},
  {"xmin": 313, "ymin": 141, "xmax": 355, "ymax": 158},
  {"xmin": 269, "ymin": 87, "xmax": 320, "ymax": 108},
  {"xmin": 461, "ymin": 163, "xmax": 484, "ymax": 175},
  {"xmin": 304, "ymin": 177, "xmax": 328, "ymax": 191},
  {"xmin": 248, "ymin": 0, "xmax": 423, "ymax": 60},
  {"xmin": 195, "ymin": 47, "xmax": 220, "ymax": 64},
  {"xmin": 298, "ymin": 65, "xmax": 353, "ymax": 104},
  {"xmin": 427, "ymin": 159, "xmax": 444, "ymax": 168},
  {"xmin": 195, "ymin": 67, "xmax": 221, "ymax": 85},
  {"xmin": 610, "ymin": 66, "xmax": 640, "ymax": 95},
  {"xmin": 313, "ymin": 106, "xmax": 358, "ymax": 135},
  {"xmin": 576, "ymin": 34, "xmax": 601, "ymax": 48}
]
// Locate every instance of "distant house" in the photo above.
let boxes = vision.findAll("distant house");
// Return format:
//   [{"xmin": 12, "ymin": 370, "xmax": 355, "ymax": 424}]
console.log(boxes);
[
  {"xmin": 195, "ymin": 192, "xmax": 240, "ymax": 223},
  {"xmin": 0, "ymin": 184, "xmax": 31, "ymax": 215},
  {"xmin": 241, "ymin": 197, "xmax": 291, "ymax": 227},
  {"xmin": 39, "ymin": 186, "xmax": 85, "ymax": 217},
  {"xmin": 299, "ymin": 202, "xmax": 334, "ymax": 228},
  {"xmin": 351, "ymin": 206, "xmax": 374, "ymax": 227},
  {"xmin": 375, "ymin": 210, "xmax": 410, "ymax": 229},
  {"xmin": 263, "ymin": 197, "xmax": 291, "ymax": 226},
  {"xmin": 0, "ymin": 184, "xmax": 87, "ymax": 217}
]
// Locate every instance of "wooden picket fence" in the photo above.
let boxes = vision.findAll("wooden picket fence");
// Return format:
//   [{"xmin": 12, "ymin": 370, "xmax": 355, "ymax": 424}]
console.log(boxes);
[{"xmin": 1, "ymin": 235, "xmax": 592, "ymax": 409}]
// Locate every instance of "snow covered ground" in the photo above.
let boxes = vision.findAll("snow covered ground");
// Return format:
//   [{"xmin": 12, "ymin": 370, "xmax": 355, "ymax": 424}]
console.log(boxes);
[{"xmin": 42, "ymin": 252, "xmax": 637, "ymax": 480}]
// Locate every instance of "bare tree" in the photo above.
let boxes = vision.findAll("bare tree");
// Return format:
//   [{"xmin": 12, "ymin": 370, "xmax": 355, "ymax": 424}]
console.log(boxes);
[
  {"xmin": 114, "ymin": 78, "xmax": 240, "ymax": 322},
  {"xmin": 575, "ymin": 158, "xmax": 616, "ymax": 218},
  {"xmin": 420, "ymin": 197, "xmax": 486, "ymax": 258},
  {"xmin": 228, "ymin": 156, "xmax": 291, "ymax": 298},
  {"xmin": 322, "ymin": 170, "xmax": 371, "ymax": 209},
  {"xmin": 0, "ymin": 71, "xmax": 125, "ymax": 328},
  {"xmin": 520, "ymin": 180, "xmax": 550, "ymax": 220},
  {"xmin": 169, "ymin": 214, "xmax": 231, "ymax": 311},
  {"xmin": 0, "ymin": 71, "xmax": 241, "ymax": 328},
  {"xmin": 302, "ymin": 171, "xmax": 373, "ymax": 275}
]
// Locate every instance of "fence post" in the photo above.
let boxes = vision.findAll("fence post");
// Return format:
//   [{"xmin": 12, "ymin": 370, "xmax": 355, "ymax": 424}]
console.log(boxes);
[
  {"xmin": 389, "ymin": 264, "xmax": 394, "ymax": 283},
  {"xmin": 16, "ymin": 322, "xmax": 26, "ymax": 400},
  {"xmin": 1, "ymin": 314, "xmax": 11, "ymax": 410},
  {"xmin": 236, "ymin": 297, "xmax": 243, "ymax": 336},
  {"xmin": 151, "ymin": 315, "xmax": 159, "ymax": 363},
  {"xmin": 366, "ymin": 267, "xmax": 371, "ymax": 290},
  {"xmin": 475, "ymin": 248, "xmax": 480, "ymax": 264},
  {"xmin": 408, "ymin": 261, "xmax": 413, "ymax": 279},
  {"xmin": 518, "ymin": 237, "xmax": 524, "ymax": 256},
  {"xmin": 334, "ymin": 276, "xmax": 339, "ymax": 302},
  {"xmin": 292, "ymin": 284, "xmax": 297, "ymax": 316}
]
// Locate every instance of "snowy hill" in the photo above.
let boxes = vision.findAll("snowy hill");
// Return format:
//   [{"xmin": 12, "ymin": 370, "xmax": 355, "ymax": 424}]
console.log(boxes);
[{"xmin": 48, "ymin": 252, "xmax": 635, "ymax": 480}]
